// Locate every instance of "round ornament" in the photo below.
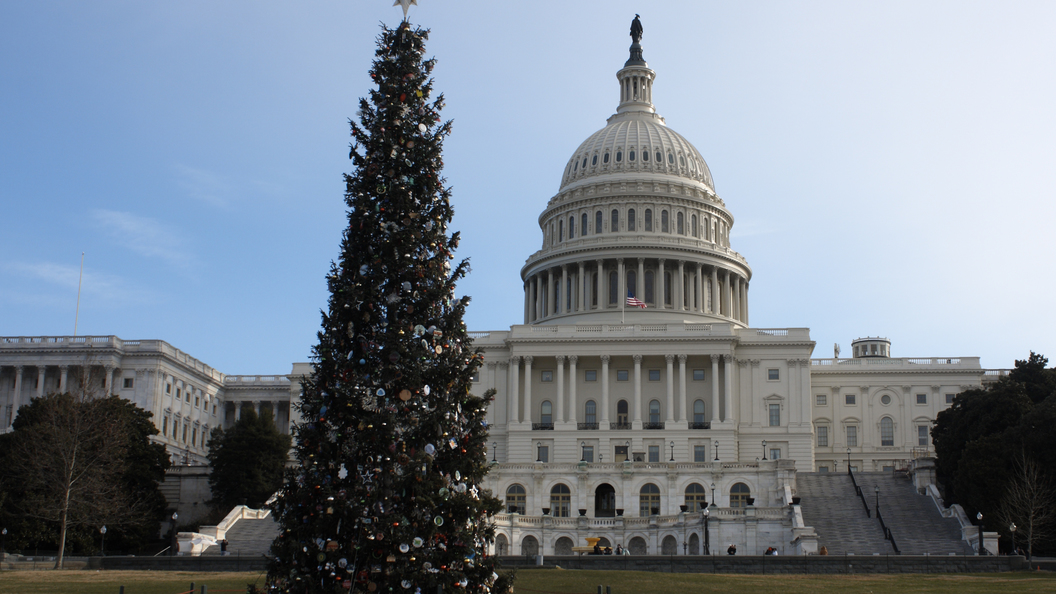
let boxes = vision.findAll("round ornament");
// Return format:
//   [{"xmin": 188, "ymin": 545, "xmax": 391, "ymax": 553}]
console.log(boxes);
[
  {"xmin": 399, "ymin": 543, "xmax": 410, "ymax": 553},
  {"xmin": 413, "ymin": 537, "xmax": 424, "ymax": 548},
  {"xmin": 399, "ymin": 389, "xmax": 411, "ymax": 401},
  {"xmin": 433, "ymin": 516, "xmax": 444, "ymax": 526}
]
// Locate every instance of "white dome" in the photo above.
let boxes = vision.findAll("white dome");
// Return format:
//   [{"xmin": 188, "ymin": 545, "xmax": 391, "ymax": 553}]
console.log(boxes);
[{"xmin": 559, "ymin": 114, "xmax": 715, "ymax": 193}]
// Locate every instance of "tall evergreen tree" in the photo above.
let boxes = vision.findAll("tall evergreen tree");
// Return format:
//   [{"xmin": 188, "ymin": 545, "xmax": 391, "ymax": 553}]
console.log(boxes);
[
  {"xmin": 267, "ymin": 21, "xmax": 503, "ymax": 593},
  {"xmin": 207, "ymin": 408, "xmax": 292, "ymax": 510}
]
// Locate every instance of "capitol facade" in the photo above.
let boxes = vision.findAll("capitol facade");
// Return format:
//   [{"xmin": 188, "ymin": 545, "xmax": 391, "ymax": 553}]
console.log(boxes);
[{"xmin": 0, "ymin": 25, "xmax": 1004, "ymax": 556}]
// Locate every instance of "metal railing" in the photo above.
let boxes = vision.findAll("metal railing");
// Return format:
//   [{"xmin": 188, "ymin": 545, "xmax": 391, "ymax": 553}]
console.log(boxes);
[
  {"xmin": 609, "ymin": 422, "xmax": 632, "ymax": 430},
  {"xmin": 689, "ymin": 421, "xmax": 711, "ymax": 430},
  {"xmin": 848, "ymin": 467, "xmax": 871, "ymax": 517},
  {"xmin": 577, "ymin": 422, "xmax": 599, "ymax": 430},
  {"xmin": 531, "ymin": 423, "xmax": 554, "ymax": 431},
  {"xmin": 643, "ymin": 422, "xmax": 665, "ymax": 430},
  {"xmin": 875, "ymin": 504, "xmax": 901, "ymax": 555}
]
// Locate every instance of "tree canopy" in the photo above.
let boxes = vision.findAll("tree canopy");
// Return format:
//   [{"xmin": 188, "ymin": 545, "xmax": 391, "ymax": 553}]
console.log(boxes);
[{"xmin": 207, "ymin": 408, "xmax": 292, "ymax": 510}]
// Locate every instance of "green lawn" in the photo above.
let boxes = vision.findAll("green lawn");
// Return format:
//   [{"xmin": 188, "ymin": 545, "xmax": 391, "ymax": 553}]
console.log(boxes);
[{"xmin": 0, "ymin": 569, "xmax": 1052, "ymax": 594}]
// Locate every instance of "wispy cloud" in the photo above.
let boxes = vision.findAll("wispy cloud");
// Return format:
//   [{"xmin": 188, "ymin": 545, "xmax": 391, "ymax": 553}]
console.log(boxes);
[
  {"xmin": 1, "ymin": 260, "xmax": 152, "ymax": 306},
  {"xmin": 730, "ymin": 218, "xmax": 778, "ymax": 239},
  {"xmin": 174, "ymin": 163, "xmax": 235, "ymax": 209},
  {"xmin": 90, "ymin": 209, "xmax": 193, "ymax": 269}
]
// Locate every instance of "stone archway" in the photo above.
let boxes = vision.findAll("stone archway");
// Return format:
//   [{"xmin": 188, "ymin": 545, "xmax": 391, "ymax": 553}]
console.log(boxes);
[
  {"xmin": 689, "ymin": 533, "xmax": 700, "ymax": 555},
  {"xmin": 521, "ymin": 535, "xmax": 538, "ymax": 557},
  {"xmin": 555, "ymin": 536, "xmax": 574, "ymax": 555},
  {"xmin": 629, "ymin": 536, "xmax": 647, "ymax": 555},
  {"xmin": 661, "ymin": 535, "xmax": 678, "ymax": 555},
  {"xmin": 594, "ymin": 483, "xmax": 616, "ymax": 517},
  {"xmin": 495, "ymin": 534, "xmax": 509, "ymax": 556},
  {"xmin": 598, "ymin": 537, "xmax": 611, "ymax": 549}
]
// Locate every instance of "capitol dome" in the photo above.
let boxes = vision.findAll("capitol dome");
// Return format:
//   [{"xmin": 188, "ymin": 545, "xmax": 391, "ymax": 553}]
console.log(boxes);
[{"xmin": 519, "ymin": 30, "xmax": 751, "ymax": 327}]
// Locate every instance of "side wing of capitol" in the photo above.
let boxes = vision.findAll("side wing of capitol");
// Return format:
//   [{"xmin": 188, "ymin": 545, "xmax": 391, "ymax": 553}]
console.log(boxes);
[{"xmin": 0, "ymin": 23, "xmax": 1007, "ymax": 556}]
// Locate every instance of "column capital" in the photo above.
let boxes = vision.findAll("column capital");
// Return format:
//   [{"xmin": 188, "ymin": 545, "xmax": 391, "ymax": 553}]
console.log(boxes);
[
  {"xmin": 600, "ymin": 355, "xmax": 611, "ymax": 364},
  {"xmin": 737, "ymin": 358, "xmax": 749, "ymax": 368},
  {"xmin": 524, "ymin": 356, "xmax": 534, "ymax": 365},
  {"xmin": 617, "ymin": 258, "xmax": 624, "ymax": 265},
  {"xmin": 15, "ymin": 365, "xmax": 23, "ymax": 373},
  {"xmin": 678, "ymin": 354, "xmax": 687, "ymax": 363},
  {"xmin": 665, "ymin": 354, "xmax": 675, "ymax": 364},
  {"xmin": 750, "ymin": 359, "xmax": 761, "ymax": 367},
  {"xmin": 568, "ymin": 355, "xmax": 578, "ymax": 364},
  {"xmin": 509, "ymin": 356, "xmax": 521, "ymax": 365},
  {"xmin": 658, "ymin": 258, "xmax": 666, "ymax": 265},
  {"xmin": 59, "ymin": 365, "xmax": 69, "ymax": 371},
  {"xmin": 498, "ymin": 362, "xmax": 508, "ymax": 370},
  {"xmin": 633, "ymin": 354, "xmax": 643, "ymax": 364},
  {"xmin": 486, "ymin": 361, "xmax": 497, "ymax": 369},
  {"xmin": 555, "ymin": 355, "xmax": 566, "ymax": 363}
]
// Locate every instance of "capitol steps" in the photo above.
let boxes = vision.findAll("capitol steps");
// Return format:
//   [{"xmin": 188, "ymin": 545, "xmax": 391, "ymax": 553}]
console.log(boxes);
[
  {"xmin": 201, "ymin": 515, "xmax": 280, "ymax": 557},
  {"xmin": 797, "ymin": 472, "xmax": 893, "ymax": 555},
  {"xmin": 863, "ymin": 472, "xmax": 974, "ymax": 555}
]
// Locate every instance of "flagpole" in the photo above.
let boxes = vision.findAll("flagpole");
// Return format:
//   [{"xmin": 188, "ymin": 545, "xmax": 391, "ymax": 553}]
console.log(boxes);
[{"xmin": 74, "ymin": 252, "xmax": 84, "ymax": 336}]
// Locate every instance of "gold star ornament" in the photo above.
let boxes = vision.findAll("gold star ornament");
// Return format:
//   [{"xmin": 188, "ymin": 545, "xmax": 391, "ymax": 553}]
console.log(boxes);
[{"xmin": 394, "ymin": 0, "xmax": 418, "ymax": 19}]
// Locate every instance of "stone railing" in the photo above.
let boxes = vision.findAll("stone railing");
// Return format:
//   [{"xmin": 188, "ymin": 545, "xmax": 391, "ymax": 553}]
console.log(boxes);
[
  {"xmin": 224, "ymin": 375, "xmax": 291, "ymax": 386},
  {"xmin": 810, "ymin": 357, "xmax": 981, "ymax": 369},
  {"xmin": 509, "ymin": 323, "xmax": 736, "ymax": 339}
]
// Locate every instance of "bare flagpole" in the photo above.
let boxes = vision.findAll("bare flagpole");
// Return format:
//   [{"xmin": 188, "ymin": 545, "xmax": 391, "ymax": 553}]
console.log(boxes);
[{"xmin": 74, "ymin": 252, "xmax": 84, "ymax": 336}]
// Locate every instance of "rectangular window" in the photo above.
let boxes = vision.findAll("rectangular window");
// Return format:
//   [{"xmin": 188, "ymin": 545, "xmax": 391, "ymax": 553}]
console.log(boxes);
[
  {"xmin": 617, "ymin": 370, "xmax": 629, "ymax": 382},
  {"xmin": 881, "ymin": 420, "xmax": 894, "ymax": 446},
  {"xmin": 846, "ymin": 426, "xmax": 858, "ymax": 447},
  {"xmin": 769, "ymin": 404, "xmax": 780, "ymax": 426},
  {"xmin": 819, "ymin": 466, "xmax": 830, "ymax": 473},
  {"xmin": 173, "ymin": 422, "xmax": 179, "ymax": 438},
  {"xmin": 770, "ymin": 448, "xmax": 781, "ymax": 460},
  {"xmin": 850, "ymin": 465, "xmax": 859, "ymax": 472},
  {"xmin": 195, "ymin": 396, "xmax": 200, "ymax": 407},
  {"xmin": 817, "ymin": 426, "xmax": 828, "ymax": 447},
  {"xmin": 582, "ymin": 446, "xmax": 594, "ymax": 463},
  {"xmin": 123, "ymin": 378, "xmax": 134, "ymax": 389},
  {"xmin": 192, "ymin": 427, "xmax": 198, "ymax": 446},
  {"xmin": 916, "ymin": 393, "xmax": 927, "ymax": 405},
  {"xmin": 845, "ymin": 394, "xmax": 856, "ymax": 405},
  {"xmin": 614, "ymin": 445, "xmax": 629, "ymax": 463},
  {"xmin": 541, "ymin": 370, "xmax": 553, "ymax": 382},
  {"xmin": 693, "ymin": 369, "xmax": 705, "ymax": 381},
  {"xmin": 648, "ymin": 445, "xmax": 660, "ymax": 463},
  {"xmin": 694, "ymin": 445, "xmax": 708, "ymax": 462},
  {"xmin": 816, "ymin": 394, "xmax": 827, "ymax": 406},
  {"xmin": 181, "ymin": 424, "xmax": 188, "ymax": 443},
  {"xmin": 162, "ymin": 417, "xmax": 169, "ymax": 435},
  {"xmin": 212, "ymin": 403, "xmax": 217, "ymax": 415},
  {"xmin": 945, "ymin": 394, "xmax": 955, "ymax": 404},
  {"xmin": 767, "ymin": 368, "xmax": 780, "ymax": 381},
  {"xmin": 585, "ymin": 370, "xmax": 597, "ymax": 382},
  {"xmin": 166, "ymin": 383, "xmax": 172, "ymax": 394},
  {"xmin": 918, "ymin": 425, "xmax": 929, "ymax": 446},
  {"xmin": 648, "ymin": 369, "xmax": 661, "ymax": 381},
  {"xmin": 176, "ymin": 388, "xmax": 181, "ymax": 401},
  {"xmin": 470, "ymin": 371, "xmax": 480, "ymax": 382},
  {"xmin": 537, "ymin": 445, "xmax": 549, "ymax": 463}
]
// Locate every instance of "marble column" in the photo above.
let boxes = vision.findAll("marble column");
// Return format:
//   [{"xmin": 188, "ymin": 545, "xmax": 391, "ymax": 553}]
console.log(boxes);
[
  {"xmin": 724, "ymin": 356, "xmax": 734, "ymax": 424},
  {"xmin": 677, "ymin": 261, "xmax": 685, "ymax": 311},
  {"xmin": 637, "ymin": 258, "xmax": 645, "ymax": 301},
  {"xmin": 632, "ymin": 354, "xmax": 642, "ymax": 427},
  {"xmin": 617, "ymin": 259, "xmax": 625, "ymax": 313},
  {"xmin": 665, "ymin": 354, "xmax": 675, "ymax": 423},
  {"xmin": 658, "ymin": 259, "xmax": 666, "ymax": 309},
  {"xmin": 568, "ymin": 355, "xmax": 578, "ymax": 425},
  {"xmin": 533, "ymin": 276, "xmax": 541, "ymax": 322},
  {"xmin": 104, "ymin": 365, "xmax": 115, "ymax": 395},
  {"xmin": 59, "ymin": 365, "xmax": 68, "ymax": 393},
  {"xmin": 724, "ymin": 271, "xmax": 733, "ymax": 318},
  {"xmin": 697, "ymin": 263, "xmax": 705, "ymax": 313},
  {"xmin": 678, "ymin": 354, "xmax": 688, "ymax": 423},
  {"xmin": 523, "ymin": 356, "xmax": 533, "ymax": 423},
  {"xmin": 547, "ymin": 270, "xmax": 554, "ymax": 316},
  {"xmin": 578, "ymin": 262, "xmax": 587, "ymax": 312},
  {"xmin": 36, "ymin": 366, "xmax": 45, "ymax": 397},
  {"xmin": 560, "ymin": 265, "xmax": 568, "ymax": 314},
  {"xmin": 509, "ymin": 357, "xmax": 520, "ymax": 424},
  {"xmin": 710, "ymin": 357, "xmax": 720, "ymax": 423},
  {"xmin": 12, "ymin": 366, "xmax": 24, "ymax": 422},
  {"xmin": 710, "ymin": 267, "xmax": 719, "ymax": 315},
  {"xmin": 596, "ymin": 260, "xmax": 604, "ymax": 310},
  {"xmin": 600, "ymin": 355, "xmax": 611, "ymax": 428},
  {"xmin": 524, "ymin": 282, "xmax": 530, "ymax": 324},
  {"xmin": 555, "ymin": 355, "xmax": 565, "ymax": 424}
]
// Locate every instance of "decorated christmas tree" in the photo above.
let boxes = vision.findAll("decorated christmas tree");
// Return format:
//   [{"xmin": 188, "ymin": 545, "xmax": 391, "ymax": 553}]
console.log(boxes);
[{"xmin": 266, "ymin": 18, "xmax": 504, "ymax": 594}]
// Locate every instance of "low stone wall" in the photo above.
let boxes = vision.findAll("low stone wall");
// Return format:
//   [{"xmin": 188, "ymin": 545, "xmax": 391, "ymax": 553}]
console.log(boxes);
[
  {"xmin": 89, "ymin": 554, "xmax": 268, "ymax": 572},
  {"xmin": 496, "ymin": 554, "xmax": 1027, "ymax": 574}
]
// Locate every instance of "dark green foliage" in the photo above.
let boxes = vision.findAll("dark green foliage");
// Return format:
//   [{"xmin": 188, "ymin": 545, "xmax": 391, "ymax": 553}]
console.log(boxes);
[
  {"xmin": 0, "ymin": 393, "xmax": 170, "ymax": 558},
  {"xmin": 932, "ymin": 352, "xmax": 1056, "ymax": 556},
  {"xmin": 266, "ymin": 21, "xmax": 504, "ymax": 594},
  {"xmin": 207, "ymin": 408, "xmax": 292, "ymax": 510}
]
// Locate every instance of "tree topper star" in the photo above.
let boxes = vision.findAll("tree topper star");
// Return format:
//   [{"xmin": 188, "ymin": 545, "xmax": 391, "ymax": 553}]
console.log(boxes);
[{"xmin": 394, "ymin": 0, "xmax": 418, "ymax": 19}]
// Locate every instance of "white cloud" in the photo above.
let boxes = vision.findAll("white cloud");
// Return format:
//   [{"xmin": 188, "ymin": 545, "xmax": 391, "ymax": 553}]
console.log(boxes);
[
  {"xmin": 91, "ymin": 209, "xmax": 193, "ymax": 269},
  {"xmin": 1, "ymin": 260, "xmax": 152, "ymax": 306},
  {"xmin": 174, "ymin": 163, "xmax": 235, "ymax": 209}
]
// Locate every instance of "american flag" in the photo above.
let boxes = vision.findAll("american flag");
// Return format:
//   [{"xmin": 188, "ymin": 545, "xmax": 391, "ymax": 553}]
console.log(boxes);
[{"xmin": 626, "ymin": 292, "xmax": 647, "ymax": 308}]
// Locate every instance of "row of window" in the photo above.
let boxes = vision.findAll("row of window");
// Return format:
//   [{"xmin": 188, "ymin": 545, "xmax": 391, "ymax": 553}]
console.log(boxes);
[
  {"xmin": 815, "ymin": 422, "xmax": 930, "ymax": 448},
  {"xmin": 533, "ymin": 398, "xmax": 781, "ymax": 428},
  {"xmin": 564, "ymin": 146, "xmax": 707, "ymax": 184},
  {"xmin": 815, "ymin": 393, "xmax": 956, "ymax": 406},
  {"xmin": 165, "ymin": 379, "xmax": 218, "ymax": 416},
  {"xmin": 530, "ymin": 367, "xmax": 778, "ymax": 383},
  {"xmin": 505, "ymin": 481, "xmax": 750, "ymax": 517},
  {"xmin": 162, "ymin": 415, "xmax": 209, "ymax": 449},
  {"xmin": 533, "ymin": 442, "xmax": 783, "ymax": 464},
  {"xmin": 546, "ymin": 207, "xmax": 729, "ymax": 247}
]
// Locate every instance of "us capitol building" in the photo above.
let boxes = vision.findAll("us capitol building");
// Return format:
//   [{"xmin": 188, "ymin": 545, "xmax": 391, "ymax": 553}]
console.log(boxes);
[{"xmin": 0, "ymin": 23, "xmax": 1004, "ymax": 556}]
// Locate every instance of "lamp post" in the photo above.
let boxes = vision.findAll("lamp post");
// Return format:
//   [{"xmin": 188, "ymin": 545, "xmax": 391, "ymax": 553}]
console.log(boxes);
[
  {"xmin": 100, "ymin": 525, "xmax": 107, "ymax": 557},
  {"xmin": 846, "ymin": 447, "xmax": 851, "ymax": 475},
  {"xmin": 874, "ymin": 485, "xmax": 880, "ymax": 514},
  {"xmin": 669, "ymin": 440, "xmax": 675, "ymax": 462},
  {"xmin": 1010, "ymin": 522, "xmax": 1017, "ymax": 555},
  {"xmin": 977, "ymin": 512, "xmax": 985, "ymax": 555},
  {"xmin": 703, "ymin": 507, "xmax": 711, "ymax": 555},
  {"xmin": 710, "ymin": 482, "xmax": 716, "ymax": 506},
  {"xmin": 170, "ymin": 512, "xmax": 179, "ymax": 556},
  {"xmin": 539, "ymin": 508, "xmax": 550, "ymax": 565},
  {"xmin": 761, "ymin": 440, "xmax": 767, "ymax": 461},
  {"xmin": 492, "ymin": 441, "xmax": 497, "ymax": 463},
  {"xmin": 581, "ymin": 441, "xmax": 586, "ymax": 462},
  {"xmin": 713, "ymin": 440, "xmax": 719, "ymax": 461},
  {"xmin": 536, "ymin": 441, "xmax": 541, "ymax": 463}
]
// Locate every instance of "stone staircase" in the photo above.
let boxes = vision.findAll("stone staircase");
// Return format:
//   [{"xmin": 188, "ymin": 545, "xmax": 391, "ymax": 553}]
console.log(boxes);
[
  {"xmin": 201, "ymin": 514, "xmax": 280, "ymax": 557},
  {"xmin": 797, "ymin": 472, "xmax": 971, "ymax": 556},
  {"xmin": 798, "ymin": 472, "xmax": 892, "ymax": 555}
]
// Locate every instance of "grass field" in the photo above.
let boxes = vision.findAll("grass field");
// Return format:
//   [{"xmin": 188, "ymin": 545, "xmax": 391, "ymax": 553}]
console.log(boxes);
[{"xmin": 0, "ymin": 569, "xmax": 1053, "ymax": 594}]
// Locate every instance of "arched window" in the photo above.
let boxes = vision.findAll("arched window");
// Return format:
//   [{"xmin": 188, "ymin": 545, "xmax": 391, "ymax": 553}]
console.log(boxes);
[
  {"xmin": 692, "ymin": 214, "xmax": 698, "ymax": 237},
  {"xmin": 603, "ymin": 152, "xmax": 610, "ymax": 164},
  {"xmin": 629, "ymin": 149, "xmax": 636, "ymax": 161},
  {"xmin": 616, "ymin": 151, "xmax": 622, "ymax": 162},
  {"xmin": 649, "ymin": 400, "xmax": 661, "ymax": 424},
  {"xmin": 685, "ymin": 483, "xmax": 707, "ymax": 512},
  {"xmin": 677, "ymin": 212, "xmax": 684, "ymax": 235},
  {"xmin": 585, "ymin": 400, "xmax": 597, "ymax": 424},
  {"xmin": 573, "ymin": 159, "xmax": 578, "ymax": 172},
  {"xmin": 667, "ymin": 153, "xmax": 674, "ymax": 165},
  {"xmin": 581, "ymin": 213, "xmax": 588, "ymax": 237},
  {"xmin": 611, "ymin": 209, "xmax": 619, "ymax": 232},
  {"xmin": 550, "ymin": 483, "xmax": 571, "ymax": 517},
  {"xmin": 627, "ymin": 270, "xmax": 637, "ymax": 300},
  {"xmin": 608, "ymin": 271, "xmax": 618, "ymax": 305},
  {"xmin": 558, "ymin": 219, "xmax": 564, "ymax": 242},
  {"xmin": 693, "ymin": 399, "xmax": 706, "ymax": 424},
  {"xmin": 568, "ymin": 216, "xmax": 575, "ymax": 239},
  {"xmin": 644, "ymin": 209, "xmax": 653, "ymax": 232},
  {"xmin": 591, "ymin": 154, "xmax": 598, "ymax": 166},
  {"xmin": 628, "ymin": 208, "xmax": 636, "ymax": 231},
  {"xmin": 664, "ymin": 272, "xmax": 672, "ymax": 306},
  {"xmin": 643, "ymin": 149, "xmax": 649, "ymax": 162},
  {"xmin": 595, "ymin": 210, "xmax": 603, "ymax": 234},
  {"xmin": 591, "ymin": 272, "xmax": 598, "ymax": 307},
  {"xmin": 655, "ymin": 151, "xmax": 662, "ymax": 163},
  {"xmin": 661, "ymin": 210, "xmax": 669, "ymax": 233},
  {"xmin": 880, "ymin": 417, "xmax": 894, "ymax": 447},
  {"xmin": 730, "ymin": 483, "xmax": 751, "ymax": 508},
  {"xmin": 541, "ymin": 401, "xmax": 552, "ymax": 425},
  {"xmin": 644, "ymin": 270, "xmax": 654, "ymax": 303},
  {"xmin": 617, "ymin": 400, "xmax": 629, "ymax": 426},
  {"xmin": 506, "ymin": 484, "xmax": 527, "ymax": 514},
  {"xmin": 639, "ymin": 483, "xmax": 661, "ymax": 517}
]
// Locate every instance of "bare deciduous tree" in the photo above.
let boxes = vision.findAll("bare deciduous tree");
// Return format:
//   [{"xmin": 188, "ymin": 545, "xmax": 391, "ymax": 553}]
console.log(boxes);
[{"xmin": 996, "ymin": 455, "xmax": 1056, "ymax": 561}]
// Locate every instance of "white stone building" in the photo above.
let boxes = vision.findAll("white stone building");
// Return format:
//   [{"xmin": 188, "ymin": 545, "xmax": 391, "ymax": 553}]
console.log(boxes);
[{"xmin": 0, "ymin": 26, "xmax": 1009, "ymax": 556}]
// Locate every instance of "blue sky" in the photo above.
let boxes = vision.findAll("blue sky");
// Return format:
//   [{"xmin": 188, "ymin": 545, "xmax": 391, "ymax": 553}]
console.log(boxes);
[{"xmin": 2, "ymin": 1, "xmax": 1055, "ymax": 374}]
